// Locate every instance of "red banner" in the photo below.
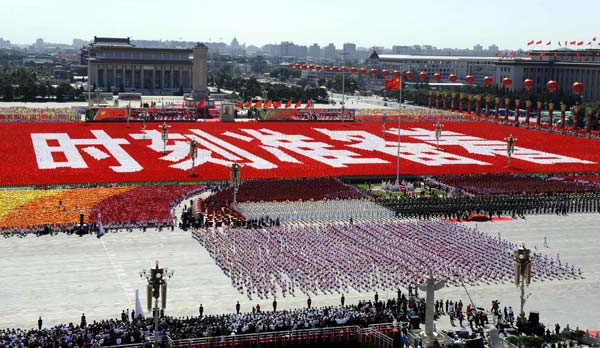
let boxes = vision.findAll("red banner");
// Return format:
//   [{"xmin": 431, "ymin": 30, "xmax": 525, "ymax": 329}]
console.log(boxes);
[{"xmin": 2, "ymin": 121, "xmax": 600, "ymax": 186}]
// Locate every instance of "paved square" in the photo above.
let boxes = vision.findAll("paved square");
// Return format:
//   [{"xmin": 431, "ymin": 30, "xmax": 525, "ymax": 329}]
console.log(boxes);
[{"xmin": 0, "ymin": 214, "xmax": 597, "ymax": 330}]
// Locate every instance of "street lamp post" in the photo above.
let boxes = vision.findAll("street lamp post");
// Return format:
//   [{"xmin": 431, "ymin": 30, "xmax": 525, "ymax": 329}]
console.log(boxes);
[
  {"xmin": 341, "ymin": 51, "xmax": 348, "ymax": 122},
  {"xmin": 514, "ymin": 246, "xmax": 532, "ymax": 325},
  {"xmin": 230, "ymin": 163, "xmax": 241, "ymax": 204},
  {"xmin": 87, "ymin": 44, "xmax": 92, "ymax": 107},
  {"xmin": 140, "ymin": 262, "xmax": 174, "ymax": 348},
  {"xmin": 395, "ymin": 74, "xmax": 402, "ymax": 187},
  {"xmin": 159, "ymin": 122, "xmax": 170, "ymax": 155},
  {"xmin": 434, "ymin": 121, "xmax": 443, "ymax": 149},
  {"xmin": 141, "ymin": 112, "xmax": 147, "ymax": 139},
  {"xmin": 189, "ymin": 139, "xmax": 198, "ymax": 177},
  {"xmin": 505, "ymin": 134, "xmax": 516, "ymax": 168}
]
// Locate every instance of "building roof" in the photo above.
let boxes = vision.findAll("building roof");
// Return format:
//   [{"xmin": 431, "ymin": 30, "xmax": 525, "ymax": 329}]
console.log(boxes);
[
  {"xmin": 91, "ymin": 45, "xmax": 193, "ymax": 53},
  {"xmin": 379, "ymin": 54, "xmax": 501, "ymax": 62},
  {"xmin": 368, "ymin": 50, "xmax": 379, "ymax": 60},
  {"xmin": 93, "ymin": 36, "xmax": 133, "ymax": 47}
]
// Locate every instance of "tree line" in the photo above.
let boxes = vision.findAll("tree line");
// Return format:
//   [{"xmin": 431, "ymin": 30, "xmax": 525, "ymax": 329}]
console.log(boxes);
[
  {"xmin": 0, "ymin": 67, "xmax": 83, "ymax": 101},
  {"xmin": 209, "ymin": 69, "xmax": 327, "ymax": 102}
]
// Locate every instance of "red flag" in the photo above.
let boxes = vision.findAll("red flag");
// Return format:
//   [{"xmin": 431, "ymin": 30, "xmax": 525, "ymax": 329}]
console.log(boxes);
[
  {"xmin": 594, "ymin": 37, "xmax": 597, "ymax": 42},
  {"xmin": 305, "ymin": 100, "xmax": 312, "ymax": 108},
  {"xmin": 540, "ymin": 51, "xmax": 546, "ymax": 57},
  {"xmin": 197, "ymin": 100, "xmax": 206, "ymax": 109},
  {"xmin": 527, "ymin": 40, "xmax": 535, "ymax": 46},
  {"xmin": 577, "ymin": 41, "xmax": 584, "ymax": 46},
  {"xmin": 384, "ymin": 77, "xmax": 401, "ymax": 90},
  {"xmin": 576, "ymin": 52, "xmax": 582, "ymax": 60},
  {"xmin": 512, "ymin": 51, "xmax": 517, "ymax": 57},
  {"xmin": 273, "ymin": 100, "xmax": 282, "ymax": 108},
  {"xmin": 558, "ymin": 41, "xmax": 562, "ymax": 47},
  {"xmin": 294, "ymin": 100, "xmax": 302, "ymax": 108},
  {"xmin": 588, "ymin": 41, "xmax": 592, "ymax": 46},
  {"xmin": 546, "ymin": 41, "xmax": 551, "ymax": 45},
  {"xmin": 254, "ymin": 100, "xmax": 263, "ymax": 108},
  {"xmin": 525, "ymin": 52, "xmax": 531, "ymax": 57},
  {"xmin": 495, "ymin": 52, "xmax": 500, "ymax": 57},
  {"xmin": 536, "ymin": 40, "xmax": 542, "ymax": 45},
  {"xmin": 285, "ymin": 100, "xmax": 292, "ymax": 108},
  {"xmin": 234, "ymin": 102, "xmax": 243, "ymax": 108},
  {"xmin": 570, "ymin": 41, "xmax": 576, "ymax": 45},
  {"xmin": 264, "ymin": 100, "xmax": 273, "ymax": 108},
  {"xmin": 244, "ymin": 100, "xmax": 252, "ymax": 108}
]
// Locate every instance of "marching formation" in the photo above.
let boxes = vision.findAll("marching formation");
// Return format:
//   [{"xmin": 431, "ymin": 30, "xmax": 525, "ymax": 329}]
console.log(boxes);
[
  {"xmin": 193, "ymin": 220, "xmax": 578, "ymax": 300},
  {"xmin": 236, "ymin": 199, "xmax": 394, "ymax": 223}
]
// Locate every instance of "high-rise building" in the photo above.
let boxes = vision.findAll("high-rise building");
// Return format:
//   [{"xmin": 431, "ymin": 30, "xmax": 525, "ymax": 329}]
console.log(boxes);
[
  {"xmin": 308, "ymin": 43, "xmax": 321, "ymax": 59},
  {"xmin": 231, "ymin": 38, "xmax": 240, "ymax": 55},
  {"xmin": 343, "ymin": 43, "xmax": 357, "ymax": 60},
  {"xmin": 323, "ymin": 43, "xmax": 336, "ymax": 59}
]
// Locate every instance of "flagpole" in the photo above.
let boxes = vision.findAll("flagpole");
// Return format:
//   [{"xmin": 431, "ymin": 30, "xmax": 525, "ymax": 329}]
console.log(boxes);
[{"xmin": 396, "ymin": 77, "xmax": 401, "ymax": 186}]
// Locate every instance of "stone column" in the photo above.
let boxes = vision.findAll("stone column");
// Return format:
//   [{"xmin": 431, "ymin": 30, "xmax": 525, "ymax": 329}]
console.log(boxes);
[{"xmin": 192, "ymin": 43, "xmax": 209, "ymax": 101}]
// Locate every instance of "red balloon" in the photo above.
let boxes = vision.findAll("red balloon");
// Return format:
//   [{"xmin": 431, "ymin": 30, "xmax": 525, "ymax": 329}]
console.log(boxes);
[
  {"xmin": 324, "ymin": 66, "xmax": 330, "ymax": 71},
  {"xmin": 350, "ymin": 67, "xmax": 357, "ymax": 74},
  {"xmin": 432, "ymin": 73, "xmax": 441, "ymax": 82},
  {"xmin": 572, "ymin": 81, "xmax": 584, "ymax": 95},
  {"xmin": 465, "ymin": 75, "xmax": 474, "ymax": 85},
  {"xmin": 381, "ymin": 69, "xmax": 389, "ymax": 77},
  {"xmin": 315, "ymin": 65, "xmax": 322, "ymax": 71},
  {"xmin": 483, "ymin": 76, "xmax": 493, "ymax": 86},
  {"xmin": 308, "ymin": 64, "xmax": 315, "ymax": 70},
  {"xmin": 341, "ymin": 66, "xmax": 347, "ymax": 73},
  {"xmin": 370, "ymin": 68, "xmax": 377, "ymax": 76},
  {"xmin": 448, "ymin": 74, "xmax": 457, "ymax": 83},
  {"xmin": 502, "ymin": 77, "xmax": 512, "ymax": 88},
  {"xmin": 301, "ymin": 64, "xmax": 308, "ymax": 70},
  {"xmin": 332, "ymin": 66, "xmax": 339, "ymax": 72},
  {"xmin": 419, "ymin": 71, "xmax": 428, "ymax": 81},
  {"xmin": 405, "ymin": 70, "xmax": 414, "ymax": 81},
  {"xmin": 524, "ymin": 78, "xmax": 534, "ymax": 90},
  {"xmin": 393, "ymin": 70, "xmax": 401, "ymax": 78},
  {"xmin": 288, "ymin": 63, "xmax": 294, "ymax": 68},
  {"xmin": 294, "ymin": 64, "xmax": 301, "ymax": 69},
  {"xmin": 546, "ymin": 80, "xmax": 557, "ymax": 92},
  {"xmin": 360, "ymin": 67, "xmax": 367, "ymax": 75}
]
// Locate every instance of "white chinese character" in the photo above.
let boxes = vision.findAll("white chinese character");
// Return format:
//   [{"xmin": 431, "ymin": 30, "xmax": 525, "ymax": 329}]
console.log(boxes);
[
  {"xmin": 239, "ymin": 128, "xmax": 387, "ymax": 168},
  {"xmin": 32, "ymin": 130, "xmax": 142, "ymax": 173},
  {"xmin": 317, "ymin": 129, "xmax": 488, "ymax": 166},
  {"xmin": 130, "ymin": 129, "xmax": 277, "ymax": 171},
  {"xmin": 397, "ymin": 128, "xmax": 594, "ymax": 165}
]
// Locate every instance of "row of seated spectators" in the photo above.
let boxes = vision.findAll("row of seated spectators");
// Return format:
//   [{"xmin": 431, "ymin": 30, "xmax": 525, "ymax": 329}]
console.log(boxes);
[
  {"xmin": 130, "ymin": 109, "xmax": 204, "ymax": 121},
  {"xmin": 0, "ymin": 185, "xmax": 205, "ymax": 238},
  {"xmin": 435, "ymin": 174, "xmax": 600, "ymax": 195},
  {"xmin": 556, "ymin": 174, "xmax": 600, "ymax": 187},
  {"xmin": 0, "ymin": 299, "xmax": 409, "ymax": 348},
  {"xmin": 193, "ymin": 179, "xmax": 364, "ymax": 227},
  {"xmin": 205, "ymin": 178, "xmax": 365, "ymax": 205},
  {"xmin": 88, "ymin": 184, "xmax": 205, "ymax": 227}
]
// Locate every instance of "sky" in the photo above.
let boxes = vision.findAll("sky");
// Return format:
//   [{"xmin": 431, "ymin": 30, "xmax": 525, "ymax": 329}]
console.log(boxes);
[{"xmin": 1, "ymin": 0, "xmax": 599, "ymax": 50}]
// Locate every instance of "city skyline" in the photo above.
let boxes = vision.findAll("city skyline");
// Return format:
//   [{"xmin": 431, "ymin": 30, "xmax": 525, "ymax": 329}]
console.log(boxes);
[{"xmin": 2, "ymin": 0, "xmax": 600, "ymax": 50}]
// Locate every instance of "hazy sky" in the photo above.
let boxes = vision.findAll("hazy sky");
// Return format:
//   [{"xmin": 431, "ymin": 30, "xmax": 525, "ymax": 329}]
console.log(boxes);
[{"xmin": 2, "ymin": 0, "xmax": 599, "ymax": 50}]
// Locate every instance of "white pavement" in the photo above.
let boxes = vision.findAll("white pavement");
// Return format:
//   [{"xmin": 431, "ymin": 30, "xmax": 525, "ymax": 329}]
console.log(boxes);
[{"xmin": 0, "ymin": 214, "xmax": 597, "ymax": 331}]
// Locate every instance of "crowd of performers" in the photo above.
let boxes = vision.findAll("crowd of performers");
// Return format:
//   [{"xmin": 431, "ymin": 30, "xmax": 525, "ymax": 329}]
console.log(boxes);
[{"xmin": 193, "ymin": 220, "xmax": 579, "ymax": 301}]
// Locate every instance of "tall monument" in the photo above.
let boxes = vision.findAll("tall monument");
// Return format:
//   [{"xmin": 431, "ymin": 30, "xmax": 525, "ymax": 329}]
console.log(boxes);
[{"xmin": 192, "ymin": 42, "xmax": 209, "ymax": 101}]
